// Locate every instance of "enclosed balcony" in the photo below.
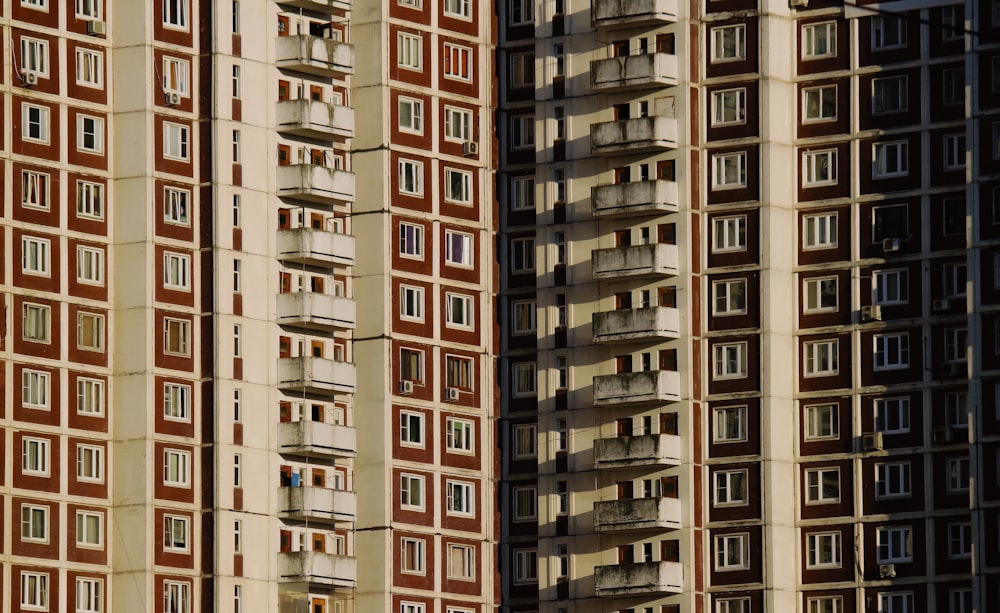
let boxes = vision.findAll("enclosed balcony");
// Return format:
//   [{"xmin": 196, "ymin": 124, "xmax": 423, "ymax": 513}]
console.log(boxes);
[
  {"xmin": 280, "ymin": 0, "xmax": 351, "ymax": 14},
  {"xmin": 278, "ymin": 420, "xmax": 357, "ymax": 459},
  {"xmin": 593, "ymin": 497, "xmax": 682, "ymax": 532},
  {"xmin": 592, "ymin": 180, "xmax": 679, "ymax": 217},
  {"xmin": 278, "ymin": 357, "xmax": 356, "ymax": 395},
  {"xmin": 278, "ymin": 165, "xmax": 355, "ymax": 206},
  {"xmin": 278, "ymin": 551, "xmax": 357, "ymax": 588},
  {"xmin": 279, "ymin": 486, "xmax": 357, "ymax": 524},
  {"xmin": 594, "ymin": 434, "xmax": 682, "ymax": 468},
  {"xmin": 591, "ymin": 116, "xmax": 678, "ymax": 155},
  {"xmin": 592, "ymin": 243, "xmax": 679, "ymax": 279},
  {"xmin": 595, "ymin": 561, "xmax": 683, "ymax": 596},
  {"xmin": 592, "ymin": 306, "xmax": 680, "ymax": 343},
  {"xmin": 277, "ymin": 100, "xmax": 355, "ymax": 141},
  {"xmin": 277, "ymin": 228, "xmax": 356, "ymax": 268},
  {"xmin": 593, "ymin": 370, "xmax": 681, "ymax": 406},
  {"xmin": 591, "ymin": 53, "xmax": 678, "ymax": 92},
  {"xmin": 277, "ymin": 293, "xmax": 357, "ymax": 332},
  {"xmin": 592, "ymin": 0, "xmax": 678, "ymax": 28},
  {"xmin": 276, "ymin": 35, "xmax": 354, "ymax": 78}
]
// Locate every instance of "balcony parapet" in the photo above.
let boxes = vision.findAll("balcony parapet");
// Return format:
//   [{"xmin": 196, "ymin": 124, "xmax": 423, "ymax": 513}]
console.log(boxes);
[{"xmin": 593, "ymin": 370, "xmax": 681, "ymax": 406}]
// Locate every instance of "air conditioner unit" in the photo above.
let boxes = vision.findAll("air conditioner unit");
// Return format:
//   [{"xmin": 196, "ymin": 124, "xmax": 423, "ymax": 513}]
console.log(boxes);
[
  {"xmin": 941, "ymin": 362, "xmax": 963, "ymax": 377},
  {"xmin": 882, "ymin": 238, "xmax": 900, "ymax": 252},
  {"xmin": 862, "ymin": 432, "xmax": 883, "ymax": 451},
  {"xmin": 933, "ymin": 425, "xmax": 953, "ymax": 444},
  {"xmin": 398, "ymin": 380, "xmax": 414, "ymax": 395},
  {"xmin": 932, "ymin": 299, "xmax": 951, "ymax": 312},
  {"xmin": 860, "ymin": 305, "xmax": 882, "ymax": 322},
  {"xmin": 165, "ymin": 92, "xmax": 182, "ymax": 107},
  {"xmin": 21, "ymin": 72, "xmax": 38, "ymax": 86},
  {"xmin": 462, "ymin": 141, "xmax": 479, "ymax": 156},
  {"xmin": 879, "ymin": 563, "xmax": 897, "ymax": 578},
  {"xmin": 86, "ymin": 20, "xmax": 106, "ymax": 36},
  {"xmin": 445, "ymin": 387, "xmax": 460, "ymax": 401}
]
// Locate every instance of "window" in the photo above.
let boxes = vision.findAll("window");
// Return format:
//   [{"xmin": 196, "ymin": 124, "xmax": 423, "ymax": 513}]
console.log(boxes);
[
  {"xmin": 22, "ymin": 303, "xmax": 51, "ymax": 343},
  {"xmin": 949, "ymin": 589, "xmax": 972, "ymax": 613},
  {"xmin": 445, "ymin": 230, "xmax": 473, "ymax": 267},
  {"xmin": 713, "ymin": 342, "xmax": 747, "ymax": 379},
  {"xmin": 444, "ymin": 0, "xmax": 470, "ymax": 17},
  {"xmin": 162, "ymin": 57, "xmax": 190, "ymax": 95},
  {"xmin": 873, "ymin": 269, "xmax": 908, "ymax": 305},
  {"xmin": 163, "ymin": 252, "xmax": 191, "ymax": 291},
  {"xmin": 77, "ymin": 444, "xmax": 104, "ymax": 482},
  {"xmin": 22, "ymin": 103, "xmax": 50, "ymax": 143},
  {"xmin": 76, "ymin": 577, "xmax": 103, "ymax": 613},
  {"xmin": 712, "ymin": 88, "xmax": 746, "ymax": 126},
  {"xmin": 77, "ymin": 180, "xmax": 104, "ymax": 219},
  {"xmin": 512, "ymin": 362, "xmax": 536, "ymax": 396},
  {"xmin": 943, "ymin": 198, "xmax": 964, "ymax": 235},
  {"xmin": 944, "ymin": 262, "xmax": 967, "ymax": 297},
  {"xmin": 806, "ymin": 531, "xmax": 841, "ymax": 568},
  {"xmin": 942, "ymin": 68, "xmax": 964, "ymax": 107},
  {"xmin": 444, "ymin": 168, "xmax": 472, "ymax": 204},
  {"xmin": 510, "ymin": 176, "xmax": 535, "ymax": 211},
  {"xmin": 512, "ymin": 300, "xmax": 536, "ymax": 335},
  {"xmin": 807, "ymin": 597, "xmax": 843, "ymax": 613},
  {"xmin": 163, "ymin": 581, "xmax": 190, "ymax": 613},
  {"xmin": 804, "ymin": 277, "xmax": 837, "ymax": 313},
  {"xmin": 22, "ymin": 170, "xmax": 49, "ymax": 209},
  {"xmin": 875, "ymin": 462, "xmax": 911, "ymax": 498},
  {"xmin": 874, "ymin": 141, "xmax": 908, "ymax": 178},
  {"xmin": 21, "ymin": 572, "xmax": 48, "ymax": 610},
  {"xmin": 513, "ymin": 549, "xmax": 538, "ymax": 583},
  {"xmin": 803, "ymin": 22, "xmax": 836, "ymax": 58},
  {"xmin": 21, "ymin": 0, "xmax": 47, "ymax": 7},
  {"xmin": 805, "ymin": 404, "xmax": 838, "ymax": 440},
  {"xmin": 22, "ymin": 369, "xmax": 50, "ymax": 409},
  {"xmin": 443, "ymin": 43, "xmax": 472, "ymax": 81},
  {"xmin": 944, "ymin": 328, "xmax": 968, "ymax": 363},
  {"xmin": 76, "ymin": 510, "xmax": 103, "ymax": 547},
  {"xmin": 399, "ymin": 285, "xmax": 424, "ymax": 321},
  {"xmin": 872, "ymin": 75, "xmax": 908, "ymax": 114},
  {"xmin": 163, "ymin": 514, "xmax": 189, "ymax": 551},
  {"xmin": 164, "ymin": 187, "xmax": 190, "ymax": 226},
  {"xmin": 513, "ymin": 486, "xmax": 537, "ymax": 521},
  {"xmin": 941, "ymin": 5, "xmax": 964, "ymax": 40},
  {"xmin": 77, "ymin": 312, "xmax": 105, "ymax": 352},
  {"xmin": 77, "ymin": 0, "xmax": 103, "ymax": 18},
  {"xmin": 446, "ymin": 480, "xmax": 475, "ymax": 516},
  {"xmin": 946, "ymin": 391, "xmax": 968, "ymax": 428},
  {"xmin": 803, "ymin": 85, "xmax": 836, "ymax": 122},
  {"xmin": 22, "ymin": 437, "xmax": 50, "ymax": 475},
  {"xmin": 401, "ymin": 603, "xmax": 425, "ymax": 613},
  {"xmin": 714, "ymin": 470, "xmax": 748, "ymax": 506},
  {"xmin": 163, "ymin": 449, "xmax": 191, "ymax": 487},
  {"xmin": 510, "ymin": 238, "xmax": 536, "ymax": 273},
  {"xmin": 398, "ymin": 159, "xmax": 423, "ymax": 195},
  {"xmin": 876, "ymin": 526, "xmax": 912, "ymax": 562},
  {"xmin": 446, "ymin": 293, "xmax": 474, "ymax": 329},
  {"xmin": 21, "ymin": 504, "xmax": 48, "ymax": 541},
  {"xmin": 510, "ymin": 115, "xmax": 534, "ymax": 149},
  {"xmin": 947, "ymin": 457, "xmax": 969, "ymax": 492},
  {"xmin": 400, "ymin": 473, "xmax": 425, "ymax": 509},
  {"xmin": 447, "ymin": 544, "xmax": 475, "ymax": 580},
  {"xmin": 510, "ymin": 53, "xmax": 535, "ymax": 88},
  {"xmin": 717, "ymin": 599, "xmax": 751, "ymax": 613},
  {"xmin": 805, "ymin": 467, "xmax": 840, "ymax": 503},
  {"xmin": 400, "ymin": 348, "xmax": 424, "ymax": 383},
  {"xmin": 77, "ymin": 115, "xmax": 104, "ymax": 153},
  {"xmin": 715, "ymin": 533, "xmax": 750, "ymax": 570},
  {"xmin": 714, "ymin": 405, "xmax": 747, "ymax": 443},
  {"xmin": 400, "ymin": 411, "xmax": 424, "ymax": 447},
  {"xmin": 711, "ymin": 25, "xmax": 745, "ymax": 62},
  {"xmin": 510, "ymin": 0, "xmax": 533, "ymax": 24},
  {"xmin": 163, "ymin": 0, "xmax": 188, "ymax": 29},
  {"xmin": 446, "ymin": 355, "xmax": 474, "ymax": 390},
  {"xmin": 804, "ymin": 339, "xmax": 838, "ymax": 376},
  {"xmin": 398, "ymin": 97, "xmax": 423, "ymax": 133},
  {"xmin": 446, "ymin": 417, "xmax": 474, "ymax": 453},
  {"xmin": 444, "ymin": 106, "xmax": 473, "ymax": 142},
  {"xmin": 874, "ymin": 333, "xmax": 909, "ymax": 370},
  {"xmin": 164, "ymin": 383, "xmax": 191, "ymax": 421},
  {"xmin": 878, "ymin": 592, "xmax": 913, "ymax": 613},
  {"xmin": 872, "ymin": 15, "xmax": 906, "ymax": 49},
  {"xmin": 163, "ymin": 122, "xmax": 190, "ymax": 161},
  {"xmin": 875, "ymin": 397, "xmax": 910, "ymax": 434},
  {"xmin": 712, "ymin": 151, "xmax": 747, "ymax": 189},
  {"xmin": 713, "ymin": 278, "xmax": 747, "ymax": 315},
  {"xmin": 399, "ymin": 222, "xmax": 424, "ymax": 259},
  {"xmin": 713, "ymin": 215, "xmax": 747, "ymax": 252},
  {"xmin": 803, "ymin": 149, "xmax": 837, "ymax": 186},
  {"xmin": 513, "ymin": 424, "xmax": 537, "ymax": 459},
  {"xmin": 944, "ymin": 134, "xmax": 966, "ymax": 170},
  {"xmin": 77, "ymin": 246, "xmax": 104, "ymax": 285},
  {"xmin": 21, "ymin": 37, "xmax": 48, "ymax": 76},
  {"xmin": 22, "ymin": 236, "xmax": 51, "ymax": 276},
  {"xmin": 948, "ymin": 522, "xmax": 971, "ymax": 558},
  {"xmin": 77, "ymin": 377, "xmax": 105, "ymax": 415}
]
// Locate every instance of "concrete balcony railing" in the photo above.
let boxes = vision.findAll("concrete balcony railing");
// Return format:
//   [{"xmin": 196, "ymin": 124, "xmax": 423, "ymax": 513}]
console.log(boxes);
[
  {"xmin": 595, "ymin": 561, "xmax": 683, "ymax": 596},
  {"xmin": 278, "ymin": 420, "xmax": 358, "ymax": 459},
  {"xmin": 277, "ymin": 100, "xmax": 355, "ymax": 141},
  {"xmin": 281, "ymin": 0, "xmax": 351, "ymax": 14},
  {"xmin": 592, "ymin": 307, "xmax": 680, "ymax": 343},
  {"xmin": 277, "ymin": 228, "xmax": 356, "ymax": 268},
  {"xmin": 594, "ymin": 434, "xmax": 682, "ymax": 468},
  {"xmin": 591, "ymin": 116, "xmax": 678, "ymax": 155},
  {"xmin": 277, "ymin": 293, "xmax": 357, "ymax": 332},
  {"xmin": 591, "ymin": 53, "xmax": 678, "ymax": 92},
  {"xmin": 278, "ymin": 357, "xmax": 356, "ymax": 396},
  {"xmin": 277, "ymin": 165, "xmax": 355, "ymax": 205},
  {"xmin": 592, "ymin": 0, "xmax": 678, "ymax": 28},
  {"xmin": 593, "ymin": 370, "xmax": 681, "ymax": 406},
  {"xmin": 593, "ymin": 497, "xmax": 682, "ymax": 532},
  {"xmin": 592, "ymin": 180, "xmax": 679, "ymax": 217},
  {"xmin": 276, "ymin": 35, "xmax": 354, "ymax": 77},
  {"xmin": 592, "ymin": 243, "xmax": 679, "ymax": 279},
  {"xmin": 278, "ymin": 551, "xmax": 357, "ymax": 588},
  {"xmin": 278, "ymin": 486, "xmax": 358, "ymax": 524}
]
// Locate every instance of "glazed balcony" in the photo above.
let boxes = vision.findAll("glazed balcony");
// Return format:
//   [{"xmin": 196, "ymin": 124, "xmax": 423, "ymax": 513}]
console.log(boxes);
[
  {"xmin": 277, "ymin": 165, "xmax": 355, "ymax": 205},
  {"xmin": 591, "ymin": 53, "xmax": 678, "ymax": 92},
  {"xmin": 278, "ymin": 357, "xmax": 356, "ymax": 396},
  {"xmin": 277, "ymin": 293, "xmax": 357, "ymax": 332},
  {"xmin": 593, "ymin": 370, "xmax": 681, "ymax": 406},
  {"xmin": 278, "ymin": 551, "xmax": 357, "ymax": 588},
  {"xmin": 593, "ymin": 497, "xmax": 682, "ymax": 532},
  {"xmin": 595, "ymin": 561, "xmax": 683, "ymax": 596},
  {"xmin": 278, "ymin": 420, "xmax": 357, "ymax": 459},
  {"xmin": 591, "ymin": 116, "xmax": 678, "ymax": 155},
  {"xmin": 592, "ymin": 0, "xmax": 678, "ymax": 28},
  {"xmin": 276, "ymin": 35, "xmax": 354, "ymax": 78},
  {"xmin": 278, "ymin": 486, "xmax": 357, "ymax": 524},
  {"xmin": 592, "ymin": 179, "xmax": 679, "ymax": 217},
  {"xmin": 280, "ymin": 0, "xmax": 351, "ymax": 14},
  {"xmin": 277, "ymin": 228, "xmax": 356, "ymax": 268},
  {"xmin": 592, "ymin": 306, "xmax": 680, "ymax": 343},
  {"xmin": 592, "ymin": 243, "xmax": 679, "ymax": 279},
  {"xmin": 594, "ymin": 434, "xmax": 682, "ymax": 468},
  {"xmin": 277, "ymin": 100, "xmax": 355, "ymax": 141}
]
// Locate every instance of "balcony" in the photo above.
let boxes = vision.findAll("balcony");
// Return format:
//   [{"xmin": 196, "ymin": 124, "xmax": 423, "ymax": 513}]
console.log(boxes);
[
  {"xmin": 591, "ymin": 53, "xmax": 678, "ymax": 92},
  {"xmin": 277, "ymin": 165, "xmax": 355, "ymax": 206},
  {"xmin": 592, "ymin": 0, "xmax": 678, "ymax": 28},
  {"xmin": 276, "ymin": 35, "xmax": 354, "ymax": 78},
  {"xmin": 277, "ymin": 293, "xmax": 357, "ymax": 332},
  {"xmin": 592, "ymin": 180, "xmax": 679, "ymax": 217},
  {"xmin": 278, "ymin": 420, "xmax": 357, "ymax": 459},
  {"xmin": 280, "ymin": 0, "xmax": 351, "ymax": 14},
  {"xmin": 594, "ymin": 434, "xmax": 682, "ymax": 468},
  {"xmin": 591, "ymin": 116, "xmax": 678, "ymax": 155},
  {"xmin": 592, "ymin": 243, "xmax": 679, "ymax": 279},
  {"xmin": 593, "ymin": 370, "xmax": 681, "ymax": 406},
  {"xmin": 277, "ymin": 100, "xmax": 355, "ymax": 141},
  {"xmin": 279, "ymin": 486, "xmax": 357, "ymax": 524},
  {"xmin": 278, "ymin": 551, "xmax": 357, "ymax": 588},
  {"xmin": 593, "ymin": 497, "xmax": 682, "ymax": 532},
  {"xmin": 278, "ymin": 357, "xmax": 356, "ymax": 396},
  {"xmin": 277, "ymin": 229, "xmax": 356, "ymax": 268},
  {"xmin": 592, "ymin": 307, "xmax": 680, "ymax": 343},
  {"xmin": 594, "ymin": 561, "xmax": 683, "ymax": 596}
]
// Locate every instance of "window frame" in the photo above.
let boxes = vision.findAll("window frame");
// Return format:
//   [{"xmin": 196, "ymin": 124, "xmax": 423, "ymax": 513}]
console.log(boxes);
[
  {"xmin": 397, "ymin": 96, "xmax": 423, "ymax": 134},
  {"xmin": 806, "ymin": 531, "xmax": 842, "ymax": 569},
  {"xmin": 711, "ymin": 24, "xmax": 746, "ymax": 63},
  {"xmin": 76, "ymin": 443, "xmax": 104, "ymax": 482},
  {"xmin": 445, "ymin": 479, "xmax": 475, "ymax": 517},
  {"xmin": 713, "ymin": 342, "xmax": 748, "ymax": 380},
  {"xmin": 802, "ymin": 21, "xmax": 837, "ymax": 59},
  {"xmin": 713, "ymin": 405, "xmax": 747, "ymax": 443},
  {"xmin": 802, "ymin": 84, "xmax": 837, "ymax": 123},
  {"xmin": 713, "ymin": 469, "xmax": 748, "ymax": 506},
  {"xmin": 712, "ymin": 151, "xmax": 748, "ymax": 190},
  {"xmin": 445, "ymin": 292, "xmax": 475, "ymax": 330},
  {"xmin": 804, "ymin": 339, "xmax": 839, "ymax": 377},
  {"xmin": 163, "ymin": 448, "xmax": 191, "ymax": 488},
  {"xmin": 711, "ymin": 88, "xmax": 747, "ymax": 126},
  {"xmin": 400, "ymin": 473, "xmax": 425, "ymax": 509},
  {"xmin": 874, "ymin": 332, "xmax": 909, "ymax": 371},
  {"xmin": 804, "ymin": 403, "xmax": 839, "ymax": 440},
  {"xmin": 802, "ymin": 148, "xmax": 837, "ymax": 187},
  {"xmin": 804, "ymin": 467, "xmax": 840, "ymax": 504},
  {"xmin": 712, "ymin": 215, "xmax": 748, "ymax": 252},
  {"xmin": 712, "ymin": 278, "xmax": 748, "ymax": 316},
  {"xmin": 714, "ymin": 533, "xmax": 750, "ymax": 571}
]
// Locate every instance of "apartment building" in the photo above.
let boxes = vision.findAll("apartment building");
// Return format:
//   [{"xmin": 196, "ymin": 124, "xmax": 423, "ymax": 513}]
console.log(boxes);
[{"xmin": 498, "ymin": 1, "xmax": 1000, "ymax": 613}]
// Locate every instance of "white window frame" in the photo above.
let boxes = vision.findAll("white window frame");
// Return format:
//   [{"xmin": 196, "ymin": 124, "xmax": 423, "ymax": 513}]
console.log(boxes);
[
  {"xmin": 877, "ymin": 592, "xmax": 914, "ymax": 613},
  {"xmin": 713, "ymin": 405, "xmax": 747, "ymax": 443},
  {"xmin": 443, "ymin": 43, "xmax": 473, "ymax": 81},
  {"xmin": 712, "ymin": 88, "xmax": 746, "ymax": 126},
  {"xmin": 21, "ymin": 503, "xmax": 49, "ymax": 542},
  {"xmin": 711, "ymin": 24, "xmax": 746, "ymax": 62},
  {"xmin": 874, "ymin": 332, "xmax": 909, "ymax": 371},
  {"xmin": 76, "ymin": 510, "xmax": 104, "ymax": 548},
  {"xmin": 802, "ymin": 148, "xmax": 837, "ymax": 186},
  {"xmin": 77, "ymin": 245, "xmax": 105, "ymax": 286},
  {"xmin": 163, "ymin": 580, "xmax": 190, "ymax": 613},
  {"xmin": 948, "ymin": 522, "xmax": 972, "ymax": 559},
  {"xmin": 398, "ymin": 159, "xmax": 423, "ymax": 196},
  {"xmin": 446, "ymin": 292, "xmax": 475, "ymax": 330},
  {"xmin": 446, "ymin": 480, "xmax": 475, "ymax": 517},
  {"xmin": 443, "ymin": 0, "xmax": 471, "ymax": 19},
  {"xmin": 77, "ymin": 311, "xmax": 105, "ymax": 352},
  {"xmin": 77, "ymin": 443, "xmax": 104, "ymax": 482},
  {"xmin": 513, "ymin": 424, "xmax": 537, "ymax": 459},
  {"xmin": 804, "ymin": 403, "xmax": 838, "ymax": 440},
  {"xmin": 164, "ymin": 187, "xmax": 190, "ymax": 226},
  {"xmin": 876, "ymin": 526, "xmax": 912, "ymax": 563},
  {"xmin": 400, "ymin": 473, "xmax": 425, "ymax": 509},
  {"xmin": 76, "ymin": 0, "xmax": 103, "ymax": 19},
  {"xmin": 802, "ymin": 84, "xmax": 836, "ymax": 123},
  {"xmin": 712, "ymin": 151, "xmax": 747, "ymax": 190},
  {"xmin": 77, "ymin": 377, "xmax": 105, "ymax": 416},
  {"xmin": 872, "ymin": 14, "xmax": 907, "ymax": 49},
  {"xmin": 802, "ymin": 22, "xmax": 837, "ymax": 59},
  {"xmin": 163, "ymin": 514, "xmax": 189, "ymax": 552},
  {"xmin": 21, "ymin": 571, "xmax": 49, "ymax": 610},
  {"xmin": 510, "ymin": 0, "xmax": 533, "ymax": 24},
  {"xmin": 76, "ymin": 48, "xmax": 104, "ymax": 88},
  {"xmin": 21, "ymin": 169, "xmax": 50, "ymax": 210},
  {"xmin": 712, "ymin": 278, "xmax": 747, "ymax": 316},
  {"xmin": 163, "ymin": 449, "xmax": 191, "ymax": 488},
  {"xmin": 872, "ymin": 73, "xmax": 909, "ymax": 112},
  {"xmin": 804, "ymin": 339, "xmax": 838, "ymax": 377},
  {"xmin": 22, "ymin": 437, "xmax": 50, "ymax": 476},
  {"xmin": 164, "ymin": 382, "xmax": 192, "ymax": 422},
  {"xmin": 400, "ymin": 411, "xmax": 424, "ymax": 447},
  {"xmin": 873, "ymin": 269, "xmax": 908, "ymax": 306},
  {"xmin": 445, "ymin": 230, "xmax": 474, "ymax": 268},
  {"xmin": 22, "ymin": 103, "xmax": 50, "ymax": 144},
  {"xmin": 398, "ymin": 96, "xmax": 423, "ymax": 134},
  {"xmin": 162, "ymin": 0, "xmax": 189, "ymax": 30},
  {"xmin": 163, "ymin": 252, "xmax": 191, "ymax": 291},
  {"xmin": 945, "ymin": 327, "xmax": 968, "ymax": 363},
  {"xmin": 444, "ymin": 168, "xmax": 473, "ymax": 204},
  {"xmin": 398, "ymin": 221, "xmax": 424, "ymax": 259},
  {"xmin": 162, "ymin": 56, "xmax": 190, "ymax": 96},
  {"xmin": 447, "ymin": 543, "xmax": 475, "ymax": 581},
  {"xmin": 714, "ymin": 469, "xmax": 748, "ymax": 506},
  {"xmin": 805, "ymin": 467, "xmax": 840, "ymax": 503},
  {"xmin": 875, "ymin": 397, "xmax": 910, "ymax": 434},
  {"xmin": 806, "ymin": 596, "xmax": 843, "ymax": 613},
  {"xmin": 875, "ymin": 461, "xmax": 911, "ymax": 498},
  {"xmin": 22, "ymin": 303, "xmax": 51, "ymax": 343},
  {"xmin": 22, "ymin": 369, "xmax": 50, "ymax": 409},
  {"xmin": 512, "ymin": 361, "xmax": 537, "ymax": 397},
  {"xmin": 944, "ymin": 133, "xmax": 966, "ymax": 171},
  {"xmin": 874, "ymin": 141, "xmax": 908, "ymax": 178},
  {"xmin": 944, "ymin": 262, "xmax": 967, "ymax": 297},
  {"xmin": 511, "ymin": 237, "xmax": 535, "ymax": 273},
  {"xmin": 21, "ymin": 236, "xmax": 51, "ymax": 276},
  {"xmin": 947, "ymin": 457, "xmax": 969, "ymax": 492},
  {"xmin": 512, "ymin": 486, "xmax": 537, "ymax": 521},
  {"xmin": 75, "ymin": 576, "xmax": 103, "ymax": 613},
  {"xmin": 806, "ymin": 531, "xmax": 842, "ymax": 569},
  {"xmin": 444, "ymin": 106, "xmax": 473, "ymax": 142},
  {"xmin": 510, "ymin": 115, "xmax": 535, "ymax": 149},
  {"xmin": 399, "ymin": 285, "xmax": 424, "ymax": 322},
  {"xmin": 512, "ymin": 299, "xmax": 537, "ymax": 335},
  {"xmin": 804, "ymin": 276, "xmax": 838, "ymax": 313},
  {"xmin": 446, "ymin": 417, "xmax": 474, "ymax": 453},
  {"xmin": 21, "ymin": 37, "xmax": 49, "ymax": 77},
  {"xmin": 713, "ymin": 215, "xmax": 747, "ymax": 252},
  {"xmin": 715, "ymin": 533, "xmax": 750, "ymax": 571},
  {"xmin": 713, "ymin": 342, "xmax": 748, "ymax": 380},
  {"xmin": 163, "ymin": 122, "xmax": 190, "ymax": 161},
  {"xmin": 513, "ymin": 549, "xmax": 538, "ymax": 583}
]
